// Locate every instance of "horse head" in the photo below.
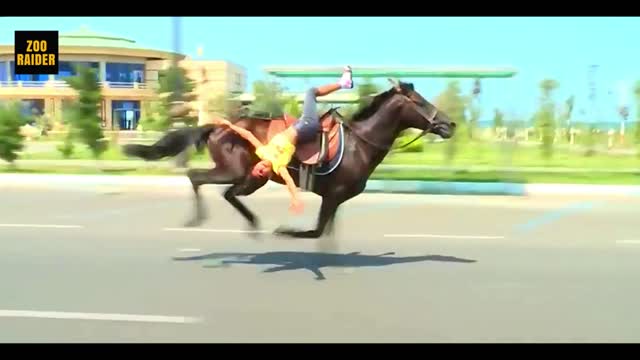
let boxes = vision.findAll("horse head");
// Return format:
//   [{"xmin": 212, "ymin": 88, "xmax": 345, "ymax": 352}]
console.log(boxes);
[{"xmin": 386, "ymin": 78, "xmax": 456, "ymax": 139}]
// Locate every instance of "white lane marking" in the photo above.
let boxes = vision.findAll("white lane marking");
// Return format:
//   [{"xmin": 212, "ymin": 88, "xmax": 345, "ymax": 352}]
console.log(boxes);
[
  {"xmin": 0, "ymin": 310, "xmax": 201, "ymax": 324},
  {"xmin": 164, "ymin": 228, "xmax": 269, "ymax": 234},
  {"xmin": 0, "ymin": 224, "xmax": 83, "ymax": 229},
  {"xmin": 616, "ymin": 240, "xmax": 640, "ymax": 244},
  {"xmin": 384, "ymin": 233, "xmax": 505, "ymax": 239},
  {"xmin": 178, "ymin": 248, "xmax": 202, "ymax": 252}
]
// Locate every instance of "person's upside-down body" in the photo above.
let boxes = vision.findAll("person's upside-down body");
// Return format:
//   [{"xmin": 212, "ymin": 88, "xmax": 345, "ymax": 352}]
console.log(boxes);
[{"xmin": 214, "ymin": 66, "xmax": 354, "ymax": 214}]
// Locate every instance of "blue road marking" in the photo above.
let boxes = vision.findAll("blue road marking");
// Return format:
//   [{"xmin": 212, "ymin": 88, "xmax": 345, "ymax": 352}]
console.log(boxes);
[{"xmin": 513, "ymin": 201, "xmax": 599, "ymax": 233}]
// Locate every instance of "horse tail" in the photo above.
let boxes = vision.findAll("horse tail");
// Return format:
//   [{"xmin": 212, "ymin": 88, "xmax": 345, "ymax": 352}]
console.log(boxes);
[{"xmin": 122, "ymin": 124, "xmax": 217, "ymax": 161}]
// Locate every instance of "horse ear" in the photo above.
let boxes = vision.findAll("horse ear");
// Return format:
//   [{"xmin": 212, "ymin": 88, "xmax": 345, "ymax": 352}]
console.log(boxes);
[{"xmin": 387, "ymin": 78, "xmax": 401, "ymax": 91}]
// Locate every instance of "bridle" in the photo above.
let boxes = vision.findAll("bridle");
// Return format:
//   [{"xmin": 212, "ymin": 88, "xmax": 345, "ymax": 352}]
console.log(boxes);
[
  {"xmin": 343, "ymin": 80, "xmax": 439, "ymax": 152},
  {"xmin": 392, "ymin": 95, "xmax": 438, "ymax": 151}
]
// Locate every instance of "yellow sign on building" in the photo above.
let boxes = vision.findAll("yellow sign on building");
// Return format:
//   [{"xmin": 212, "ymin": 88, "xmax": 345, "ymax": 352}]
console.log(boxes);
[{"xmin": 13, "ymin": 31, "xmax": 59, "ymax": 75}]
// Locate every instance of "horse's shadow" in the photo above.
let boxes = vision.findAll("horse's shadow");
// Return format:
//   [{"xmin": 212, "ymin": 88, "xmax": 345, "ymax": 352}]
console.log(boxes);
[{"xmin": 172, "ymin": 251, "xmax": 477, "ymax": 281}]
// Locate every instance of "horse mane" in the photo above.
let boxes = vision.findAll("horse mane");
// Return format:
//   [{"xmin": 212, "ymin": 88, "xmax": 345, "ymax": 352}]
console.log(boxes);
[
  {"xmin": 349, "ymin": 82, "xmax": 415, "ymax": 122},
  {"xmin": 349, "ymin": 87, "xmax": 396, "ymax": 122}
]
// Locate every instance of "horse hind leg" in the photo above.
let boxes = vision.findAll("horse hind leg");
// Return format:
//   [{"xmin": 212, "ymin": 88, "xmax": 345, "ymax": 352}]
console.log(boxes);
[{"xmin": 184, "ymin": 167, "xmax": 240, "ymax": 227}]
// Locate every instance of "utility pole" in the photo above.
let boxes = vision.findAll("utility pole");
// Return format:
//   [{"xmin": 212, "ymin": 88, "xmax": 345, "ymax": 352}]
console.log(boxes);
[
  {"xmin": 172, "ymin": 16, "xmax": 189, "ymax": 169},
  {"xmin": 588, "ymin": 65, "xmax": 599, "ymax": 124},
  {"xmin": 617, "ymin": 81, "xmax": 629, "ymax": 146},
  {"xmin": 171, "ymin": 16, "xmax": 184, "ymax": 102},
  {"xmin": 585, "ymin": 64, "xmax": 599, "ymax": 155}
]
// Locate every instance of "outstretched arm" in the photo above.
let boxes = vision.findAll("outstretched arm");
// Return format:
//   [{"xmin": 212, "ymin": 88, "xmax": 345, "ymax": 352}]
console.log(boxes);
[
  {"xmin": 214, "ymin": 118, "xmax": 264, "ymax": 149},
  {"xmin": 278, "ymin": 167, "xmax": 303, "ymax": 214}
]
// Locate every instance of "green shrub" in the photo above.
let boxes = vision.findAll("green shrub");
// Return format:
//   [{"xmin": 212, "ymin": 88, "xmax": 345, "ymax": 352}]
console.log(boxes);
[
  {"xmin": 0, "ymin": 102, "xmax": 29, "ymax": 164},
  {"xmin": 392, "ymin": 131, "xmax": 425, "ymax": 153}
]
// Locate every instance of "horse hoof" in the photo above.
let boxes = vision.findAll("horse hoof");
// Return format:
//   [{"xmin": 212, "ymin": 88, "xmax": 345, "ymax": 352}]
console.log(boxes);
[
  {"xmin": 248, "ymin": 229, "xmax": 263, "ymax": 241},
  {"xmin": 184, "ymin": 218, "xmax": 204, "ymax": 228},
  {"xmin": 273, "ymin": 228, "xmax": 320, "ymax": 239},
  {"xmin": 273, "ymin": 227, "xmax": 294, "ymax": 237},
  {"xmin": 244, "ymin": 220, "xmax": 262, "ymax": 240}
]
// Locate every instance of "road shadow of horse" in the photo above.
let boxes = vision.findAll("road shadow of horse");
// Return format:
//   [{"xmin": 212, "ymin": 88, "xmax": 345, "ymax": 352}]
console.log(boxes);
[{"xmin": 172, "ymin": 251, "xmax": 477, "ymax": 281}]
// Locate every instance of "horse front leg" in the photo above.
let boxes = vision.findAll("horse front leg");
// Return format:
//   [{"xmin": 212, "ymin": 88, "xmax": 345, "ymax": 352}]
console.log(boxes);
[
  {"xmin": 223, "ymin": 176, "xmax": 268, "ymax": 234},
  {"xmin": 185, "ymin": 168, "xmax": 241, "ymax": 227},
  {"xmin": 314, "ymin": 204, "xmax": 341, "ymax": 252},
  {"xmin": 274, "ymin": 197, "xmax": 339, "ymax": 239}
]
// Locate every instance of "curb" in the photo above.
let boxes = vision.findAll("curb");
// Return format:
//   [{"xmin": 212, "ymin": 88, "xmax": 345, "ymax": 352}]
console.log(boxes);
[
  {"xmin": 524, "ymin": 183, "xmax": 640, "ymax": 196},
  {"xmin": 0, "ymin": 173, "xmax": 191, "ymax": 188},
  {"xmin": 364, "ymin": 180, "xmax": 640, "ymax": 196},
  {"xmin": 364, "ymin": 180, "xmax": 526, "ymax": 196},
  {"xmin": 0, "ymin": 173, "xmax": 282, "ymax": 192},
  {"xmin": 1, "ymin": 174, "xmax": 639, "ymax": 196}
]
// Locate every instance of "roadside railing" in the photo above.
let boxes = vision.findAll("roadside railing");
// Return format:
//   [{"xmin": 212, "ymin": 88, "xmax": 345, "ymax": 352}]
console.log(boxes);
[{"xmin": 0, "ymin": 80, "xmax": 148, "ymax": 89}]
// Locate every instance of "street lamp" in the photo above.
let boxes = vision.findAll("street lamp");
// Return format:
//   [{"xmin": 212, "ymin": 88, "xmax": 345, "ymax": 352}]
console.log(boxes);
[
  {"xmin": 196, "ymin": 45, "xmax": 208, "ymax": 126},
  {"xmin": 617, "ymin": 81, "xmax": 630, "ymax": 146},
  {"xmin": 172, "ymin": 16, "xmax": 183, "ymax": 101},
  {"xmin": 618, "ymin": 105, "xmax": 629, "ymax": 145},
  {"xmin": 172, "ymin": 16, "xmax": 189, "ymax": 168}
]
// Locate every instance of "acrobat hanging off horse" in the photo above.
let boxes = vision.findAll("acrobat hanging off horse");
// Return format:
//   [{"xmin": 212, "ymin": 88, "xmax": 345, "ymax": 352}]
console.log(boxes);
[{"xmin": 213, "ymin": 66, "xmax": 354, "ymax": 215}]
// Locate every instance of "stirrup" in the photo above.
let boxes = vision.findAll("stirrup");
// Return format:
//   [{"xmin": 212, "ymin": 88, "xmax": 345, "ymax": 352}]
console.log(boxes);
[{"xmin": 299, "ymin": 164, "xmax": 316, "ymax": 192}]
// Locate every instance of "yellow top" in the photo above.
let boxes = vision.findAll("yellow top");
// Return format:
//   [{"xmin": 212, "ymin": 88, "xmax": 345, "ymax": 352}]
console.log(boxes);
[{"xmin": 255, "ymin": 133, "xmax": 296, "ymax": 174}]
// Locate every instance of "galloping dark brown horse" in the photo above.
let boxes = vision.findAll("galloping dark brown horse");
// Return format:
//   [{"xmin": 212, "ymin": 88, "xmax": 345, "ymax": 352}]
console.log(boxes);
[{"xmin": 123, "ymin": 79, "xmax": 456, "ymax": 239}]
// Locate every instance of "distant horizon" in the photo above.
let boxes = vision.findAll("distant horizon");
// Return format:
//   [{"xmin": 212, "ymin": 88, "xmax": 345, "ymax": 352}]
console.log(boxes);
[
  {"xmin": 475, "ymin": 119, "xmax": 634, "ymax": 129},
  {"xmin": 1, "ymin": 16, "xmax": 638, "ymax": 125}
]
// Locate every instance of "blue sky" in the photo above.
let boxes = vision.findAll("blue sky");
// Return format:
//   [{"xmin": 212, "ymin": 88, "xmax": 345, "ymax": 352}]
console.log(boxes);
[{"xmin": 1, "ymin": 16, "xmax": 639, "ymax": 124}]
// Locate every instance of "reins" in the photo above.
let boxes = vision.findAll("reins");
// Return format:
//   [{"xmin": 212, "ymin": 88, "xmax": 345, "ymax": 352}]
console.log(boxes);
[{"xmin": 340, "ymin": 95, "xmax": 438, "ymax": 153}]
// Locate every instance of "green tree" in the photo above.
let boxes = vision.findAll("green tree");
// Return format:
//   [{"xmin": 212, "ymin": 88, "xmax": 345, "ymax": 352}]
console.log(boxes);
[
  {"xmin": 0, "ymin": 101, "xmax": 29, "ymax": 164},
  {"xmin": 560, "ymin": 95, "xmax": 575, "ymax": 143},
  {"xmin": 492, "ymin": 108, "xmax": 505, "ymax": 131},
  {"xmin": 57, "ymin": 131, "xmax": 75, "ymax": 159},
  {"xmin": 466, "ymin": 79, "xmax": 482, "ymax": 140},
  {"xmin": 632, "ymin": 81, "xmax": 640, "ymax": 156},
  {"xmin": 158, "ymin": 65, "xmax": 197, "ymax": 104},
  {"xmin": 434, "ymin": 81, "xmax": 468, "ymax": 164},
  {"xmin": 356, "ymin": 78, "xmax": 380, "ymax": 111},
  {"xmin": 138, "ymin": 100, "xmax": 170, "ymax": 131},
  {"xmin": 249, "ymin": 80, "xmax": 287, "ymax": 117},
  {"xmin": 467, "ymin": 103, "xmax": 481, "ymax": 140},
  {"xmin": 34, "ymin": 113, "xmax": 51, "ymax": 137},
  {"xmin": 64, "ymin": 65, "xmax": 106, "ymax": 159},
  {"xmin": 283, "ymin": 96, "xmax": 302, "ymax": 118},
  {"xmin": 634, "ymin": 82, "xmax": 640, "ymax": 143},
  {"xmin": 158, "ymin": 65, "xmax": 198, "ymax": 127},
  {"xmin": 339, "ymin": 104, "xmax": 359, "ymax": 121},
  {"xmin": 533, "ymin": 78, "xmax": 559, "ymax": 160},
  {"xmin": 582, "ymin": 124, "xmax": 598, "ymax": 157}
]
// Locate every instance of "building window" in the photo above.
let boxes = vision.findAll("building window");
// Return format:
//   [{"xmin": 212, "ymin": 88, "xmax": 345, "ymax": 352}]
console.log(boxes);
[
  {"xmin": 20, "ymin": 99, "xmax": 45, "ymax": 124},
  {"xmin": 112, "ymin": 100, "xmax": 141, "ymax": 130},
  {"xmin": 10, "ymin": 61, "xmax": 49, "ymax": 85},
  {"xmin": 0, "ymin": 61, "xmax": 7, "ymax": 82},
  {"xmin": 54, "ymin": 61, "xmax": 100, "ymax": 81},
  {"xmin": 106, "ymin": 63, "xmax": 144, "ymax": 84}
]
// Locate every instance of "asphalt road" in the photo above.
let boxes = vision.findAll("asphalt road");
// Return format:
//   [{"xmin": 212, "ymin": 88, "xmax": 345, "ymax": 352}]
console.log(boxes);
[{"xmin": 1, "ymin": 184, "xmax": 640, "ymax": 343}]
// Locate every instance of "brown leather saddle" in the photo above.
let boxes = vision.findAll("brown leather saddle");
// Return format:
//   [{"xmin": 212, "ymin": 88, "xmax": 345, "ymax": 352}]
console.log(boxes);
[{"xmin": 262, "ymin": 108, "xmax": 344, "ymax": 190}]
